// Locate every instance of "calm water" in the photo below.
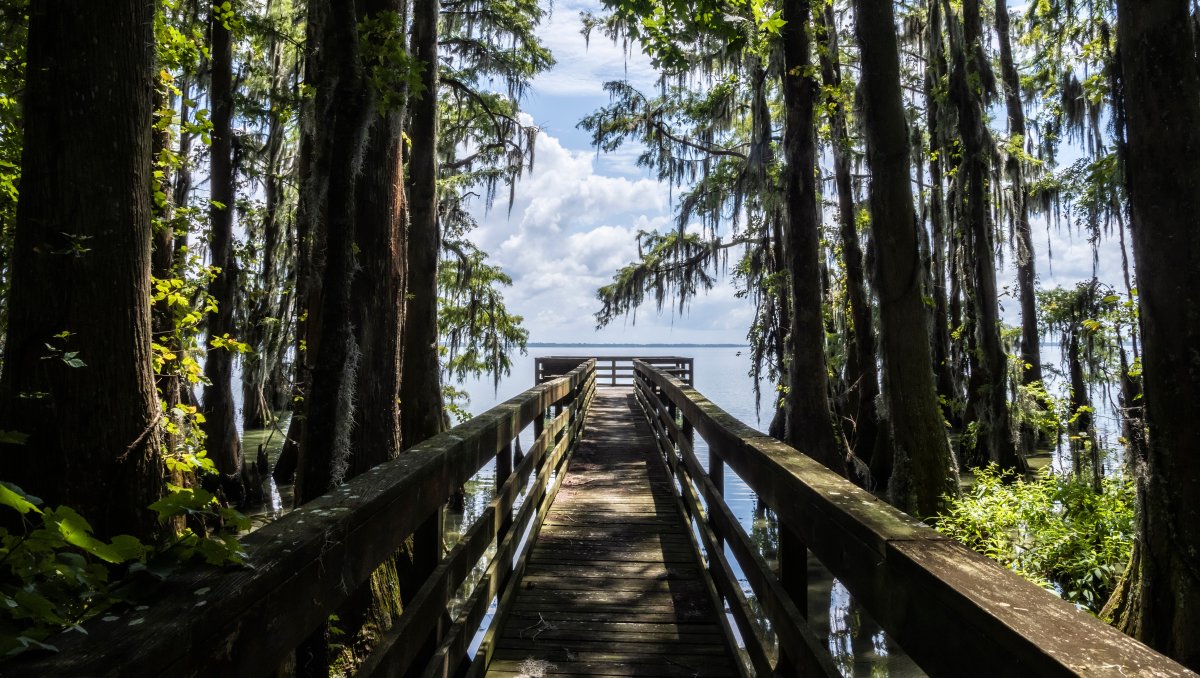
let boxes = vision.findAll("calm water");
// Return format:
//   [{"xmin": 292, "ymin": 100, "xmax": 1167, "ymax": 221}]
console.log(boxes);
[{"xmin": 453, "ymin": 345, "xmax": 922, "ymax": 677}]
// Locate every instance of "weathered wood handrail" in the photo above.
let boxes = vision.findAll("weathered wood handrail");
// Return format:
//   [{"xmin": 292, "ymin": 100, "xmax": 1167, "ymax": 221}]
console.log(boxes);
[
  {"xmin": 536, "ymin": 355, "xmax": 693, "ymax": 386},
  {"xmin": 632, "ymin": 360, "xmax": 1190, "ymax": 677},
  {"xmin": 8, "ymin": 360, "xmax": 597, "ymax": 678}
]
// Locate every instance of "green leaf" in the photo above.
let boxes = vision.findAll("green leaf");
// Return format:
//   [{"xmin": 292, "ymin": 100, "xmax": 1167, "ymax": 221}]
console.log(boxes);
[
  {"xmin": 13, "ymin": 589, "xmax": 63, "ymax": 625},
  {"xmin": 48, "ymin": 507, "xmax": 133, "ymax": 564},
  {"xmin": 148, "ymin": 487, "xmax": 217, "ymax": 521},
  {"xmin": 13, "ymin": 635, "xmax": 58, "ymax": 654},
  {"xmin": 0, "ymin": 430, "xmax": 29, "ymax": 445},
  {"xmin": 108, "ymin": 535, "xmax": 149, "ymax": 562},
  {"xmin": 0, "ymin": 482, "xmax": 42, "ymax": 515}
]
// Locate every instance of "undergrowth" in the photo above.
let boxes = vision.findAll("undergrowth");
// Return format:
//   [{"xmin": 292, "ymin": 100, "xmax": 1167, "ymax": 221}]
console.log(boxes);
[{"xmin": 935, "ymin": 464, "xmax": 1134, "ymax": 613}]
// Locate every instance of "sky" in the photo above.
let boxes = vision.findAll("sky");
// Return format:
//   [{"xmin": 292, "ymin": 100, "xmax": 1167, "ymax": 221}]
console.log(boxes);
[{"xmin": 464, "ymin": 0, "xmax": 1127, "ymax": 345}]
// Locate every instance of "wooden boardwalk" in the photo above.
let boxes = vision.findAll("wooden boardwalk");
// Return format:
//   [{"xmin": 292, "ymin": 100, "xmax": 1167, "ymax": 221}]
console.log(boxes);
[{"xmin": 485, "ymin": 389, "xmax": 741, "ymax": 677}]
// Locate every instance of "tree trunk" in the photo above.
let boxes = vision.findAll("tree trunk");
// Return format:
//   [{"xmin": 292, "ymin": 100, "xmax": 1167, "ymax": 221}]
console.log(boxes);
[
  {"xmin": 925, "ymin": 0, "xmax": 960, "ymax": 426},
  {"xmin": 996, "ymin": 0, "xmax": 1046, "ymax": 457},
  {"xmin": 1113, "ymin": 1, "xmax": 1200, "ymax": 666},
  {"xmin": 152, "ymin": 85, "xmax": 182, "ymax": 461},
  {"xmin": 0, "ymin": 0, "xmax": 163, "ymax": 539},
  {"xmin": 779, "ymin": 0, "xmax": 843, "ymax": 475},
  {"xmin": 350, "ymin": 0, "xmax": 407, "ymax": 478},
  {"xmin": 852, "ymin": 0, "xmax": 959, "ymax": 517},
  {"xmin": 275, "ymin": 0, "xmax": 328, "ymax": 485},
  {"xmin": 242, "ymin": 30, "xmax": 291, "ymax": 433},
  {"xmin": 947, "ymin": 0, "xmax": 1023, "ymax": 473},
  {"xmin": 202, "ymin": 5, "xmax": 245, "ymax": 502},
  {"xmin": 1065, "ymin": 330, "xmax": 1100, "ymax": 491},
  {"xmin": 295, "ymin": 0, "xmax": 371, "ymax": 505},
  {"xmin": 816, "ymin": 3, "xmax": 884, "ymax": 479},
  {"xmin": 400, "ymin": 0, "xmax": 447, "ymax": 449}
]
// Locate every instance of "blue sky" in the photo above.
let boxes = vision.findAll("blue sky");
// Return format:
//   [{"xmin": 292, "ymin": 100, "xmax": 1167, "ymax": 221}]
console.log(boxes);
[
  {"xmin": 465, "ymin": 0, "xmax": 757, "ymax": 344},
  {"xmin": 466, "ymin": 0, "xmax": 1127, "ymax": 345}
]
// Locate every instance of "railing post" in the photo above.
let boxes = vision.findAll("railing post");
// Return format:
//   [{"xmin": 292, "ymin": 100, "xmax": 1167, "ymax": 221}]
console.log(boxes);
[
  {"xmin": 667, "ymin": 400, "xmax": 677, "ymax": 446},
  {"xmin": 777, "ymin": 519, "xmax": 807, "ymax": 674},
  {"xmin": 400, "ymin": 510, "xmax": 444, "ymax": 670},
  {"xmin": 708, "ymin": 437, "xmax": 723, "ymax": 496},
  {"xmin": 497, "ymin": 438, "xmax": 513, "ymax": 543}
]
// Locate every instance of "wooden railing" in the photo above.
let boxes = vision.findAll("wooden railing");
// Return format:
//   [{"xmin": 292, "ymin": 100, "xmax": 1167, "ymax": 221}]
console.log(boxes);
[
  {"xmin": 632, "ymin": 360, "xmax": 1189, "ymax": 677},
  {"xmin": 536, "ymin": 355, "xmax": 692, "ymax": 386},
  {"xmin": 9, "ymin": 360, "xmax": 597, "ymax": 678}
]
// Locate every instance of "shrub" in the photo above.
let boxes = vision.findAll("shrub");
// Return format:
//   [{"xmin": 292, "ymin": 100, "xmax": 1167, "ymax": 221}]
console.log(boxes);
[{"xmin": 935, "ymin": 464, "xmax": 1134, "ymax": 612}]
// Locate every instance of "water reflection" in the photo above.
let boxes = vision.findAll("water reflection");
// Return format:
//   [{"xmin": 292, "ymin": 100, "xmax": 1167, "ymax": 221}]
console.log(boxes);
[{"xmin": 242, "ymin": 414, "xmax": 293, "ymax": 530}]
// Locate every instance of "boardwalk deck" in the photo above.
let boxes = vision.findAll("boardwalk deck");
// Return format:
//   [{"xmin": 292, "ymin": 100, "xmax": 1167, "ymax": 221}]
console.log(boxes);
[{"xmin": 484, "ymin": 389, "xmax": 741, "ymax": 677}]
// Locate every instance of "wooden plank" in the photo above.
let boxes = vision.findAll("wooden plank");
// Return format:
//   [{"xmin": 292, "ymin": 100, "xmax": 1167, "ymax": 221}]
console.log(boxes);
[
  {"xmin": 360, "ymin": 399, "xmax": 577, "ymax": 676},
  {"xmin": 489, "ymin": 657, "xmax": 733, "ymax": 677},
  {"xmin": 468, "ymin": 383, "xmax": 592, "ymax": 676},
  {"xmin": 503, "ymin": 610, "xmax": 712, "ymax": 625},
  {"xmin": 482, "ymin": 390, "xmax": 740, "ymax": 677},
  {"xmin": 491, "ymin": 648, "xmax": 737, "ymax": 665},
  {"xmin": 360, "ymin": 372, "xmax": 593, "ymax": 678}
]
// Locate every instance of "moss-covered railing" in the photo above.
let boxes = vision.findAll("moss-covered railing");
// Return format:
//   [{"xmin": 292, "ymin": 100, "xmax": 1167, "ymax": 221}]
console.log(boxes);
[
  {"xmin": 7, "ymin": 360, "xmax": 597, "ymax": 677},
  {"xmin": 633, "ymin": 359, "xmax": 1188, "ymax": 677}
]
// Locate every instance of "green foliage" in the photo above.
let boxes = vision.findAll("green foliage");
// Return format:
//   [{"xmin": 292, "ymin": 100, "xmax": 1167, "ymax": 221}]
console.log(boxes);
[
  {"xmin": 442, "ymin": 384, "xmax": 474, "ymax": 424},
  {"xmin": 936, "ymin": 465, "xmax": 1134, "ymax": 613},
  {"xmin": 437, "ymin": 0, "xmax": 552, "ymax": 230},
  {"xmin": 0, "ymin": 0, "xmax": 27, "ymax": 340},
  {"xmin": 1017, "ymin": 0, "xmax": 1115, "ymax": 164},
  {"xmin": 359, "ymin": 11, "xmax": 424, "ymax": 112},
  {"xmin": 0, "ymin": 484, "xmax": 147, "ymax": 656},
  {"xmin": 440, "ymin": 242, "xmax": 529, "ymax": 388},
  {"xmin": 583, "ymin": 0, "xmax": 774, "ymax": 73},
  {"xmin": 1038, "ymin": 280, "xmax": 1122, "ymax": 385},
  {"xmin": 595, "ymin": 229, "xmax": 725, "ymax": 329},
  {"xmin": 0, "ymin": 480, "xmax": 248, "ymax": 658}
]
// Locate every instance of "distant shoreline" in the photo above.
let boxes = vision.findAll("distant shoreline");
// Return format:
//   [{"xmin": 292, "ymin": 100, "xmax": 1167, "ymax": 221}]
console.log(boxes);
[{"xmin": 527, "ymin": 342, "xmax": 747, "ymax": 348}]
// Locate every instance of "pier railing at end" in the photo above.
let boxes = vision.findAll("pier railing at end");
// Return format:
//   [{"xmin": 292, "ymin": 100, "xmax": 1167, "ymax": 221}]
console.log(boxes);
[{"xmin": 536, "ymin": 354, "xmax": 692, "ymax": 386}]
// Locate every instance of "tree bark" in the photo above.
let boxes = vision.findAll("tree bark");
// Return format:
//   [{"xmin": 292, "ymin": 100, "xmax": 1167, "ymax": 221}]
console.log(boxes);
[
  {"xmin": 0, "ymin": 0, "xmax": 163, "ymax": 539},
  {"xmin": 852, "ymin": 0, "xmax": 959, "ymax": 517},
  {"xmin": 295, "ymin": 0, "xmax": 372, "ymax": 505},
  {"xmin": 400, "ymin": 0, "xmax": 447, "ymax": 449},
  {"xmin": 152, "ymin": 84, "xmax": 181, "ymax": 460},
  {"xmin": 1113, "ymin": 0, "xmax": 1200, "ymax": 667},
  {"xmin": 202, "ymin": 5, "xmax": 245, "ymax": 501},
  {"xmin": 778, "ymin": 0, "xmax": 843, "ymax": 475}
]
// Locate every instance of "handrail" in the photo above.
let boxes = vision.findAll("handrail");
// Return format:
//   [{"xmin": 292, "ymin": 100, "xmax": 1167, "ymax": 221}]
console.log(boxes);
[
  {"xmin": 536, "ymin": 355, "xmax": 693, "ymax": 386},
  {"xmin": 9, "ymin": 360, "xmax": 598, "ymax": 678},
  {"xmin": 632, "ymin": 360, "xmax": 1190, "ymax": 677}
]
